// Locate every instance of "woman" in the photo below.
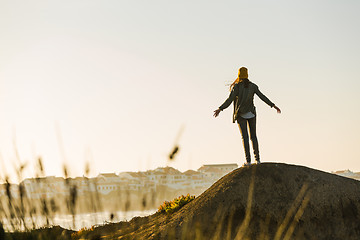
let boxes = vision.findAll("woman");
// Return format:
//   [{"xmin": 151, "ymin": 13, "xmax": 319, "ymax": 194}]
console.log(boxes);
[{"xmin": 213, "ymin": 67, "xmax": 281, "ymax": 166}]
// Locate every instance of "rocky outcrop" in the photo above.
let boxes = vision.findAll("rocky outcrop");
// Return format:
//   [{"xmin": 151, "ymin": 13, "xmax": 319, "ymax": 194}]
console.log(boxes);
[
  {"xmin": 142, "ymin": 163, "xmax": 360, "ymax": 240},
  {"xmin": 64, "ymin": 163, "xmax": 360, "ymax": 239}
]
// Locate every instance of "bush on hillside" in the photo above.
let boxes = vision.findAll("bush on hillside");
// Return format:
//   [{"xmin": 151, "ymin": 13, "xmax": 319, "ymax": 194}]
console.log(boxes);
[{"xmin": 158, "ymin": 194, "xmax": 195, "ymax": 214}]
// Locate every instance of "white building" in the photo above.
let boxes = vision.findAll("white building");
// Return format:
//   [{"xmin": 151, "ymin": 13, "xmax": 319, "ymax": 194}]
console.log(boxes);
[
  {"xmin": 147, "ymin": 167, "xmax": 188, "ymax": 189},
  {"xmin": 198, "ymin": 163, "xmax": 238, "ymax": 181},
  {"xmin": 183, "ymin": 170, "xmax": 210, "ymax": 189},
  {"xmin": 95, "ymin": 173, "xmax": 123, "ymax": 195},
  {"xmin": 332, "ymin": 170, "xmax": 360, "ymax": 180}
]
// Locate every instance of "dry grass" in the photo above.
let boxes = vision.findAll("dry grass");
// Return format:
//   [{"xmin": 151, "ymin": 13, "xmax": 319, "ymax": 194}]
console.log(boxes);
[{"xmin": 0, "ymin": 136, "xmax": 314, "ymax": 240}]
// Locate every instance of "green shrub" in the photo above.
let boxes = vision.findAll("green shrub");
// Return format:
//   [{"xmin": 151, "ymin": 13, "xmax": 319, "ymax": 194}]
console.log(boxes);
[{"xmin": 158, "ymin": 194, "xmax": 195, "ymax": 214}]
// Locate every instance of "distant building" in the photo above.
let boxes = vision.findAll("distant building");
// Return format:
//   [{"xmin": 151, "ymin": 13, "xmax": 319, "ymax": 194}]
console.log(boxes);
[
  {"xmin": 97, "ymin": 173, "xmax": 121, "ymax": 182},
  {"xmin": 146, "ymin": 167, "xmax": 187, "ymax": 189},
  {"xmin": 332, "ymin": 170, "xmax": 360, "ymax": 180},
  {"xmin": 198, "ymin": 163, "xmax": 238, "ymax": 173},
  {"xmin": 96, "ymin": 173, "xmax": 123, "ymax": 194},
  {"xmin": 183, "ymin": 170, "xmax": 209, "ymax": 189},
  {"xmin": 70, "ymin": 177, "xmax": 96, "ymax": 195},
  {"xmin": 198, "ymin": 163, "xmax": 238, "ymax": 180}
]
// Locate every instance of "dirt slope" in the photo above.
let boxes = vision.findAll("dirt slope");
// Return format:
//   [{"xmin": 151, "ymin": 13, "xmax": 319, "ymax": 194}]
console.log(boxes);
[
  {"xmin": 124, "ymin": 163, "xmax": 360, "ymax": 240},
  {"xmin": 73, "ymin": 163, "xmax": 360, "ymax": 240}
]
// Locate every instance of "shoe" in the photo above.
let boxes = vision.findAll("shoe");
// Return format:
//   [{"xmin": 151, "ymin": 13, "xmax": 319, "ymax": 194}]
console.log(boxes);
[
  {"xmin": 242, "ymin": 162, "xmax": 251, "ymax": 167},
  {"xmin": 255, "ymin": 160, "xmax": 261, "ymax": 165}
]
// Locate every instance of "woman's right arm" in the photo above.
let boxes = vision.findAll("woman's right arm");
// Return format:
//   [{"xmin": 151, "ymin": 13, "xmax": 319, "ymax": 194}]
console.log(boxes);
[{"xmin": 213, "ymin": 85, "xmax": 238, "ymax": 117}]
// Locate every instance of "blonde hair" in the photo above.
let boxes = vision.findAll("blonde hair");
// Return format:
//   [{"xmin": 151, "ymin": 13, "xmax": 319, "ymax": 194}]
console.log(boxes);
[
  {"xmin": 229, "ymin": 67, "xmax": 249, "ymax": 91},
  {"xmin": 229, "ymin": 78, "xmax": 240, "ymax": 91}
]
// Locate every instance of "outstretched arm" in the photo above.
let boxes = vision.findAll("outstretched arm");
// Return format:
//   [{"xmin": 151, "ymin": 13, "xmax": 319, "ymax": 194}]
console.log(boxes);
[{"xmin": 213, "ymin": 85, "xmax": 238, "ymax": 118}]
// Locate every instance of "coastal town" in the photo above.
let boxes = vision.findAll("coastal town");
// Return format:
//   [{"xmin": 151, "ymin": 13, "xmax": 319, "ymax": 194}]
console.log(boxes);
[{"xmin": 0, "ymin": 163, "xmax": 239, "ymax": 201}]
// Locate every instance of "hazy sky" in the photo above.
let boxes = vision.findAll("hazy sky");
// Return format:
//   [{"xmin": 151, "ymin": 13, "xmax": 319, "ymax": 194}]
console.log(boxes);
[{"xmin": 1, "ymin": 0, "xmax": 360, "ymax": 182}]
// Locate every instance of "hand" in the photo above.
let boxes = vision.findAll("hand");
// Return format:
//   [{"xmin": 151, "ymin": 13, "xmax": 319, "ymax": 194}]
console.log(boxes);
[
  {"xmin": 213, "ymin": 109, "xmax": 221, "ymax": 117},
  {"xmin": 274, "ymin": 105, "xmax": 281, "ymax": 114}
]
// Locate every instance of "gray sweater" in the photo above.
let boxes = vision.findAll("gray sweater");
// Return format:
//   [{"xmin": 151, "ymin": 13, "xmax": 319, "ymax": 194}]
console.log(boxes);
[{"xmin": 219, "ymin": 81, "xmax": 275, "ymax": 122}]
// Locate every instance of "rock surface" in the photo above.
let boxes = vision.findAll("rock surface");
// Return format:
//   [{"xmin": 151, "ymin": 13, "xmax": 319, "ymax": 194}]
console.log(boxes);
[{"xmin": 74, "ymin": 163, "xmax": 360, "ymax": 239}]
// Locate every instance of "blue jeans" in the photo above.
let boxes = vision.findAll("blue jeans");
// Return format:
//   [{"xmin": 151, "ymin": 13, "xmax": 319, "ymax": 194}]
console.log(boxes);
[{"xmin": 237, "ymin": 116, "xmax": 259, "ymax": 163}]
